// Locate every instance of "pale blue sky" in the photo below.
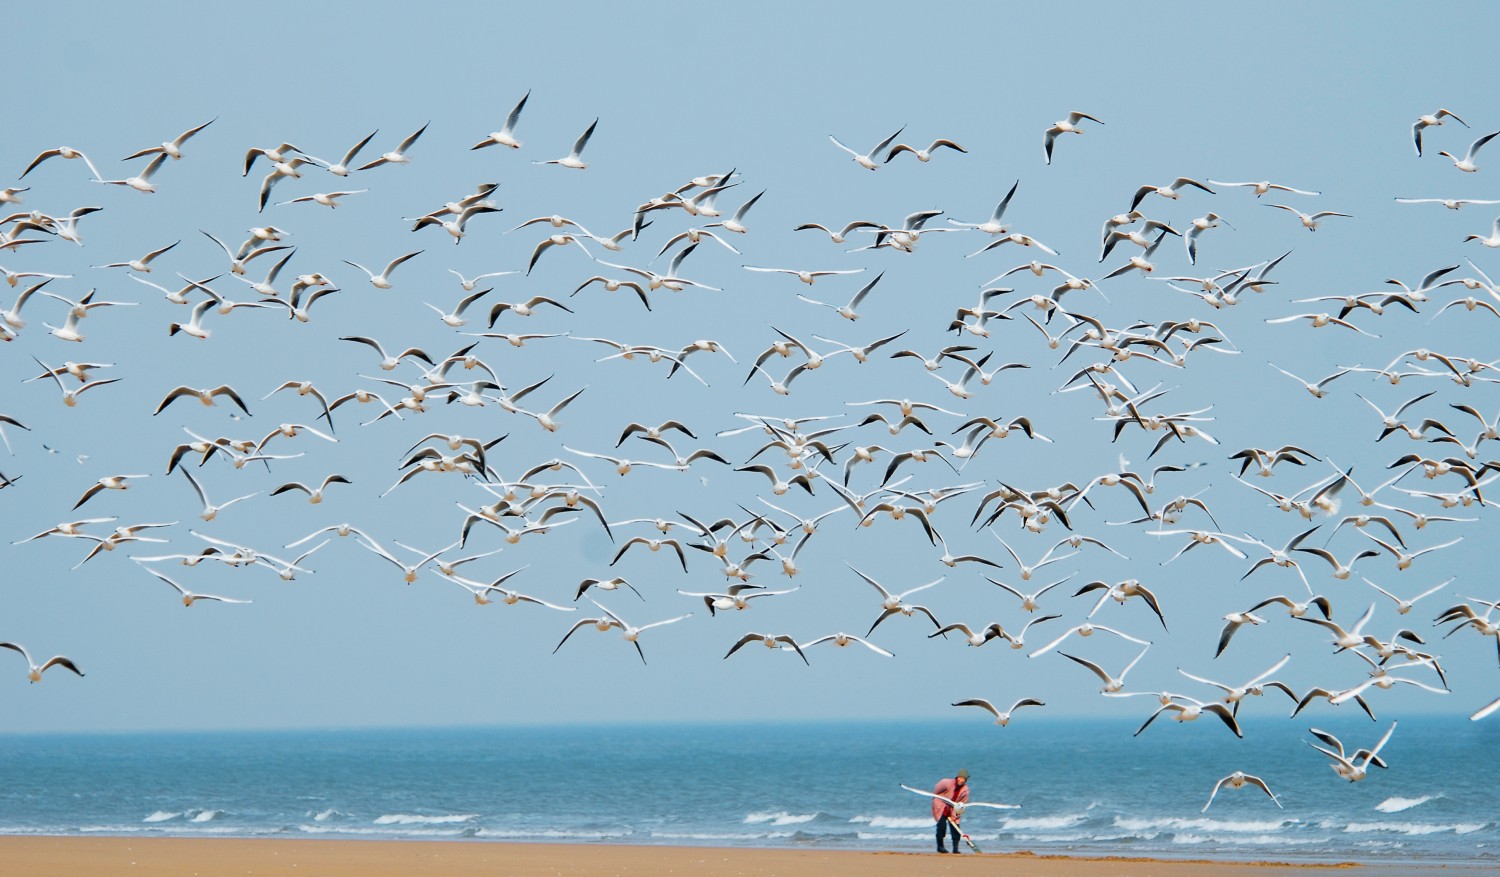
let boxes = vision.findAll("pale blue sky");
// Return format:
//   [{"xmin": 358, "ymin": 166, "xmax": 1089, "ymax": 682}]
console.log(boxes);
[{"xmin": 2, "ymin": 3, "xmax": 1498, "ymax": 733}]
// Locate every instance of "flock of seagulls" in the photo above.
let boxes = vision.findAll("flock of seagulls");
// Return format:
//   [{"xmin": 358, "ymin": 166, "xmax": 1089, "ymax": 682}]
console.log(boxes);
[{"xmin": 3, "ymin": 98, "xmax": 1500, "ymax": 819}]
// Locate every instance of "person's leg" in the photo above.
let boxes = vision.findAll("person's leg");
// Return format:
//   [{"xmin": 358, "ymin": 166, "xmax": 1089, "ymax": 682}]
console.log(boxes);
[
  {"xmin": 947, "ymin": 820, "xmax": 961, "ymax": 852},
  {"xmin": 935, "ymin": 819, "xmax": 947, "ymax": 852}
]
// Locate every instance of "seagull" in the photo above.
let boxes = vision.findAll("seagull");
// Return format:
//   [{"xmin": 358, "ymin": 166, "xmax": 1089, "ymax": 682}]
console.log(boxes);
[
  {"xmin": 724, "ymin": 632, "xmax": 810, "ymax": 665},
  {"xmin": 98, "ymin": 240, "xmax": 179, "ymax": 273},
  {"xmin": 885, "ymin": 138, "xmax": 967, "ymax": 163},
  {"xmin": 304, "ymin": 130, "xmax": 378, "ymax": 177},
  {"xmin": 0, "ymin": 642, "xmax": 83, "ymax": 683},
  {"xmin": 1179, "ymin": 655, "xmax": 1293, "ymax": 716},
  {"xmin": 1438, "ymin": 130, "xmax": 1500, "ymax": 172},
  {"xmin": 357, "ymin": 122, "xmax": 428, "ymax": 170},
  {"xmin": 1308, "ymin": 721, "xmax": 1397, "ymax": 782},
  {"xmin": 1044, "ymin": 112, "xmax": 1102, "ymax": 165},
  {"xmin": 900, "ymin": 784, "xmax": 1020, "ymax": 812},
  {"xmin": 412, "ymin": 204, "xmax": 502, "ymax": 243},
  {"xmin": 122, "ymin": 119, "xmax": 215, "ymax": 162},
  {"xmin": 342, "ymin": 251, "xmax": 422, "ymax": 289},
  {"xmin": 178, "ymin": 468, "xmax": 257, "ymax": 522},
  {"xmin": 744, "ymin": 265, "xmax": 864, "ymax": 285},
  {"xmin": 1265, "ymin": 203, "xmax": 1352, "ymax": 231},
  {"xmin": 277, "ymin": 189, "xmax": 367, "ymax": 209},
  {"xmin": 472, "ymin": 90, "xmax": 530, "ymax": 150},
  {"xmin": 154, "ymin": 385, "xmax": 252, "ymax": 417},
  {"xmin": 796, "ymin": 272, "xmax": 883, "ymax": 321},
  {"xmin": 829, "ymin": 125, "xmax": 905, "ymax": 170},
  {"xmin": 73, "ymin": 474, "xmax": 149, "ymax": 510},
  {"xmin": 952, "ymin": 697, "xmax": 1045, "ymax": 726},
  {"xmin": 1202, "ymin": 772, "xmax": 1281, "ymax": 812},
  {"xmin": 572, "ymin": 599, "xmax": 691, "ymax": 664},
  {"xmin": 794, "ymin": 220, "xmax": 884, "ymax": 244},
  {"xmin": 1134, "ymin": 694, "xmax": 1243, "ymax": 738},
  {"xmin": 1029, "ymin": 621, "xmax": 1150, "ymax": 659},
  {"xmin": 21, "ymin": 146, "xmax": 102, "ymax": 181},
  {"xmin": 1462, "ymin": 216, "xmax": 1500, "ymax": 248},
  {"xmin": 270, "ymin": 474, "xmax": 352, "ymax": 504},
  {"xmin": 1207, "ymin": 180, "xmax": 1320, "ymax": 197},
  {"xmin": 138, "ymin": 566, "xmax": 250, "ymax": 607},
  {"xmin": 535, "ymin": 118, "xmax": 598, "ymax": 169},
  {"xmin": 339, "ymin": 336, "xmax": 435, "ymax": 371},
  {"xmin": 1130, "ymin": 177, "xmax": 1214, "ymax": 211},
  {"xmin": 1412, "ymin": 109, "xmax": 1468, "ymax": 156},
  {"xmin": 1057, "ymin": 648, "xmax": 1150, "ymax": 694},
  {"xmin": 789, "ymin": 631, "xmax": 892, "ymax": 657},
  {"xmin": 1362, "ymin": 576, "xmax": 1452, "ymax": 615}
]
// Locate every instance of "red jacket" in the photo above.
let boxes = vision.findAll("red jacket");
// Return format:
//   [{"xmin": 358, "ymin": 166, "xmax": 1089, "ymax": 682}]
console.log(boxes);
[{"xmin": 931, "ymin": 777, "xmax": 969, "ymax": 822}]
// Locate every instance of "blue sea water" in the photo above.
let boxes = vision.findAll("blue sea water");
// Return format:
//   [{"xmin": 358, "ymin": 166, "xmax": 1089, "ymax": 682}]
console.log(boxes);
[{"xmin": 0, "ymin": 716, "xmax": 1493, "ymax": 864}]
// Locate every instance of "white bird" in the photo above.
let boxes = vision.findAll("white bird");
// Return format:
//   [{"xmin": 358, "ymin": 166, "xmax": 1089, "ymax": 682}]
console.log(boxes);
[
  {"xmin": 139, "ymin": 566, "xmax": 250, "ymax": 607},
  {"xmin": 357, "ymin": 122, "xmax": 428, "ymax": 170},
  {"xmin": 885, "ymin": 138, "xmax": 967, "ymax": 163},
  {"xmin": 1362, "ymin": 576, "xmax": 1451, "ymax": 615},
  {"xmin": 343, "ymin": 251, "xmax": 422, "ymax": 289},
  {"xmin": 952, "ymin": 697, "xmax": 1045, "ymax": 726},
  {"xmin": 1437, "ymin": 130, "xmax": 1499, "ymax": 172},
  {"xmin": 306, "ymin": 130, "xmax": 377, "ymax": 176},
  {"xmin": 535, "ymin": 118, "xmax": 598, "ymax": 169},
  {"xmin": 178, "ymin": 468, "xmax": 257, "ymax": 522},
  {"xmin": 1265, "ymin": 203, "xmax": 1352, "ymax": 231},
  {"xmin": 1462, "ymin": 216, "xmax": 1500, "ymax": 248},
  {"xmin": 73, "ymin": 474, "xmax": 149, "ymax": 510},
  {"xmin": 98, "ymin": 240, "xmax": 178, "ymax": 273},
  {"xmin": 21, "ymin": 146, "xmax": 102, "ymax": 181},
  {"xmin": 122, "ymin": 118, "xmax": 215, "ymax": 162},
  {"xmin": 1057, "ymin": 648, "xmax": 1150, "ymax": 694},
  {"xmin": 1029, "ymin": 622, "xmax": 1150, "ymax": 659},
  {"xmin": 1131, "ymin": 177, "xmax": 1214, "ymax": 210},
  {"xmin": 0, "ymin": 642, "xmax": 83, "ymax": 683},
  {"xmin": 724, "ymin": 632, "xmax": 811, "ymax": 665},
  {"xmin": 900, "ymin": 784, "xmax": 1020, "ymax": 812},
  {"xmin": 1202, "ymin": 772, "xmax": 1281, "ymax": 812},
  {"xmin": 1308, "ymin": 721, "xmax": 1397, "ymax": 782},
  {"xmin": 829, "ymin": 126, "xmax": 905, "ymax": 170},
  {"xmin": 796, "ymin": 272, "xmax": 883, "ymax": 321},
  {"xmin": 795, "ymin": 628, "xmax": 895, "ymax": 655},
  {"xmin": 412, "ymin": 205, "xmax": 502, "ymax": 244},
  {"xmin": 1208, "ymin": 180, "xmax": 1320, "ymax": 197},
  {"xmin": 1412, "ymin": 108, "xmax": 1468, "ymax": 156},
  {"xmin": 270, "ymin": 474, "xmax": 352, "ymax": 504},
  {"xmin": 277, "ymin": 189, "xmax": 367, "ymax": 209},
  {"xmin": 1044, "ymin": 112, "xmax": 1102, "ymax": 165},
  {"xmin": 472, "ymin": 90, "xmax": 530, "ymax": 150},
  {"xmin": 744, "ymin": 265, "xmax": 864, "ymax": 285}
]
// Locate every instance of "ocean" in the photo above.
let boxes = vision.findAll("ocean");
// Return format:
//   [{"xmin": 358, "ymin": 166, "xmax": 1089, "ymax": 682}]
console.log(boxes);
[{"xmin": 0, "ymin": 716, "xmax": 1493, "ymax": 864}]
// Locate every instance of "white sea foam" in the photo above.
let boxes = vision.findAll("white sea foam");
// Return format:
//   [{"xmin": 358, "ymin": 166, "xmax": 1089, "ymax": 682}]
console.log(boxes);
[
  {"xmin": 743, "ymin": 810, "xmax": 817, "ymax": 826},
  {"xmin": 1375, "ymin": 795, "xmax": 1440, "ymax": 813},
  {"xmin": 850, "ymin": 815, "xmax": 931, "ymax": 829},
  {"xmin": 190, "ymin": 810, "xmax": 222, "ymax": 823},
  {"xmin": 143, "ymin": 811, "xmax": 180, "ymax": 823},
  {"xmin": 1345, "ymin": 821, "xmax": 1486, "ymax": 836},
  {"xmin": 372, "ymin": 813, "xmax": 477, "ymax": 826},
  {"xmin": 1113, "ymin": 815, "xmax": 1290, "ymax": 834},
  {"xmin": 312, "ymin": 808, "xmax": 344, "ymax": 822},
  {"xmin": 1001, "ymin": 814, "xmax": 1088, "ymax": 831},
  {"xmin": 1174, "ymin": 833, "xmax": 1327, "ymax": 847},
  {"xmin": 299, "ymin": 825, "xmax": 472, "ymax": 837}
]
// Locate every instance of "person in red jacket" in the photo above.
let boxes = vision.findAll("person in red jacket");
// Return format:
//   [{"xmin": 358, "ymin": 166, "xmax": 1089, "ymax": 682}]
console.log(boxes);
[{"xmin": 931, "ymin": 768, "xmax": 970, "ymax": 853}]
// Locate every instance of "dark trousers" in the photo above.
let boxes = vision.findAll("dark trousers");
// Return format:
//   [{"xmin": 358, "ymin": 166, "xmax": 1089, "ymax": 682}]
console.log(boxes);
[{"xmin": 936, "ymin": 817, "xmax": 959, "ymax": 851}]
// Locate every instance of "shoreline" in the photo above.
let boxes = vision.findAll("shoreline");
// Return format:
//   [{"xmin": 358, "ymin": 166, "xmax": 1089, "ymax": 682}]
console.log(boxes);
[{"xmin": 2, "ymin": 837, "xmax": 1491, "ymax": 877}]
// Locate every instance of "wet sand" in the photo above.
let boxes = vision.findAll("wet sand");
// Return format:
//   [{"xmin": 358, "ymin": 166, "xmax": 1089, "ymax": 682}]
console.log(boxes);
[{"xmin": 5, "ymin": 836, "xmax": 1483, "ymax": 877}]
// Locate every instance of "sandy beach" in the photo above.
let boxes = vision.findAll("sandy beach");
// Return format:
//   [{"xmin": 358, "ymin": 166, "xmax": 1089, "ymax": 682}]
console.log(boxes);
[{"xmin": 3, "ymin": 837, "xmax": 1486, "ymax": 877}]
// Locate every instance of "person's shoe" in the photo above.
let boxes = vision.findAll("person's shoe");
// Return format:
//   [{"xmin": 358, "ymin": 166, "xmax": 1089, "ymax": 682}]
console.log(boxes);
[{"xmin": 936, "ymin": 848, "xmax": 949, "ymax": 854}]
